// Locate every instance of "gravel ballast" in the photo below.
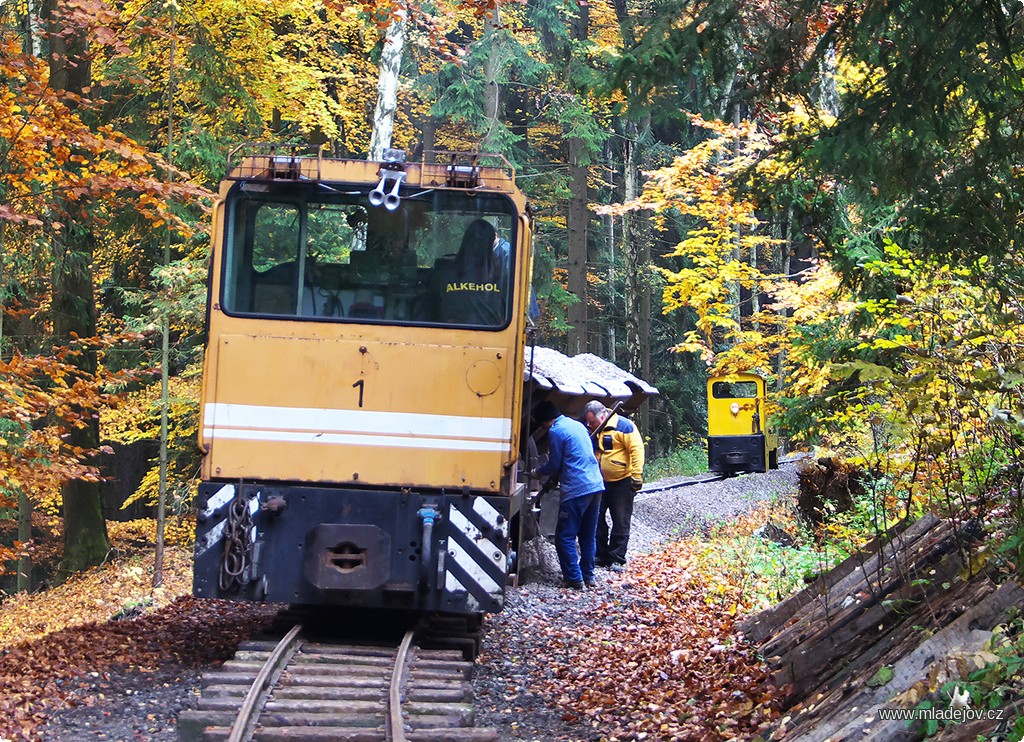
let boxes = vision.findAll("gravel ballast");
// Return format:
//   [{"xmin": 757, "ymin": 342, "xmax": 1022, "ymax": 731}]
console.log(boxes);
[{"xmin": 38, "ymin": 463, "xmax": 800, "ymax": 741}]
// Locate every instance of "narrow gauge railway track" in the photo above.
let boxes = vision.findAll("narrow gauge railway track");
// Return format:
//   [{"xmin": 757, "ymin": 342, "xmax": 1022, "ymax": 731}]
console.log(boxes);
[
  {"xmin": 637, "ymin": 473, "xmax": 727, "ymax": 495},
  {"xmin": 178, "ymin": 623, "xmax": 497, "ymax": 741}
]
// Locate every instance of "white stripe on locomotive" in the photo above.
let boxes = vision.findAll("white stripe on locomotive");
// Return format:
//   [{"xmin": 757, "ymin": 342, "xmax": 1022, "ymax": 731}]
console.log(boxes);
[
  {"xmin": 205, "ymin": 403, "xmax": 511, "ymax": 440},
  {"xmin": 202, "ymin": 427, "xmax": 508, "ymax": 452}
]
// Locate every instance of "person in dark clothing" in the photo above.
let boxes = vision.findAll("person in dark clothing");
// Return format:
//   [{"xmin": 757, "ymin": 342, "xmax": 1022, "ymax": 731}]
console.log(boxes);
[
  {"xmin": 584, "ymin": 400, "xmax": 646, "ymax": 572},
  {"xmin": 433, "ymin": 218, "xmax": 507, "ymax": 326},
  {"xmin": 534, "ymin": 400, "xmax": 605, "ymax": 590}
]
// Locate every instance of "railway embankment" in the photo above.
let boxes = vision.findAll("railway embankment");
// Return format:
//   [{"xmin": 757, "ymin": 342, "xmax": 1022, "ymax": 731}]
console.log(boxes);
[
  {"xmin": 9, "ymin": 459, "xmax": 1020, "ymax": 740},
  {"xmin": 478, "ymin": 460, "xmax": 1021, "ymax": 740}
]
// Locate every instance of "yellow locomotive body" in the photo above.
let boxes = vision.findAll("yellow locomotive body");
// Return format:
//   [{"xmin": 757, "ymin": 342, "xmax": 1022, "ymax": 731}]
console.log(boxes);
[
  {"xmin": 193, "ymin": 147, "xmax": 533, "ymax": 614},
  {"xmin": 706, "ymin": 372, "xmax": 779, "ymax": 474}
]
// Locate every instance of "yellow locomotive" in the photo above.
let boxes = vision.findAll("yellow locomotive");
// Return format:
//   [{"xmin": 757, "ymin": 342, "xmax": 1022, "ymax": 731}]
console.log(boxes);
[
  {"xmin": 706, "ymin": 372, "xmax": 779, "ymax": 474},
  {"xmin": 192, "ymin": 146, "xmax": 533, "ymax": 615}
]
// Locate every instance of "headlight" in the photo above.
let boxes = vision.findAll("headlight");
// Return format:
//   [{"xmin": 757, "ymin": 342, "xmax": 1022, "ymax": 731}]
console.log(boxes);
[{"xmin": 730, "ymin": 402, "xmax": 740, "ymax": 416}]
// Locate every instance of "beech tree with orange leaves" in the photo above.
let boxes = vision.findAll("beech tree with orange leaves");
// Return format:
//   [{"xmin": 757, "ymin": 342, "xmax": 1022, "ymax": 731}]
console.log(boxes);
[{"xmin": 1, "ymin": 0, "xmax": 200, "ymax": 577}]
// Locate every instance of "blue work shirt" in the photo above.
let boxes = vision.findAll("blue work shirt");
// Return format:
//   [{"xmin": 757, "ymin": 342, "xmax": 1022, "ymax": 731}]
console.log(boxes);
[{"xmin": 537, "ymin": 415, "xmax": 605, "ymax": 500}]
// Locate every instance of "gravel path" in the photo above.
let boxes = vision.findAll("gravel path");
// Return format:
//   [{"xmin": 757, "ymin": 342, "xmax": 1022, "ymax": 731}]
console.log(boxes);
[
  {"xmin": 38, "ymin": 463, "xmax": 800, "ymax": 741},
  {"xmin": 475, "ymin": 462, "xmax": 800, "ymax": 740}
]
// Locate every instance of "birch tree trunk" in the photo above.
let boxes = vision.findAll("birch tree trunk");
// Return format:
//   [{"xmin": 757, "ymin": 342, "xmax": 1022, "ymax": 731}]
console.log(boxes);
[{"xmin": 369, "ymin": 5, "xmax": 407, "ymax": 161}]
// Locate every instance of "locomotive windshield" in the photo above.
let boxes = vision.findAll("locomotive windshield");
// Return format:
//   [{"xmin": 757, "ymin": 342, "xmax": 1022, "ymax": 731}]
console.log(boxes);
[
  {"xmin": 220, "ymin": 182, "xmax": 517, "ymax": 329},
  {"xmin": 711, "ymin": 381, "xmax": 759, "ymax": 398}
]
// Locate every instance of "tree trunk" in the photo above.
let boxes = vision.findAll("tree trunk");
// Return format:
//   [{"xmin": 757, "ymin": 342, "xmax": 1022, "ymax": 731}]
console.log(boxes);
[
  {"xmin": 566, "ymin": 137, "xmax": 589, "ymax": 354},
  {"xmin": 636, "ymin": 148, "xmax": 652, "ymax": 437},
  {"xmin": 620, "ymin": 120, "xmax": 653, "ymax": 435},
  {"xmin": 610, "ymin": 0, "xmax": 651, "ymax": 433},
  {"xmin": 18, "ymin": 490, "xmax": 31, "ymax": 593},
  {"xmin": 775, "ymin": 204, "xmax": 793, "ymax": 389},
  {"xmin": 728, "ymin": 104, "xmax": 742, "ymax": 338},
  {"xmin": 42, "ymin": 0, "xmax": 110, "ymax": 577},
  {"xmin": 0, "ymin": 221, "xmax": 5, "ymax": 360},
  {"xmin": 605, "ymin": 146, "xmax": 616, "ymax": 363},
  {"xmin": 506, "ymin": 85, "xmax": 530, "ymax": 167},
  {"xmin": 418, "ymin": 115, "xmax": 437, "ymax": 161},
  {"xmin": 53, "ymin": 224, "xmax": 109, "ymax": 576},
  {"xmin": 368, "ymin": 5, "xmax": 407, "ymax": 161},
  {"xmin": 155, "ymin": 10, "xmax": 177, "ymax": 588},
  {"xmin": 565, "ymin": 1, "xmax": 590, "ymax": 355},
  {"xmin": 621, "ymin": 128, "xmax": 642, "ymax": 375}
]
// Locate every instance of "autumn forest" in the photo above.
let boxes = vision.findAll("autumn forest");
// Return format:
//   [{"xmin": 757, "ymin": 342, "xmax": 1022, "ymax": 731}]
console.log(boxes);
[{"xmin": 3, "ymin": 0, "xmax": 1024, "ymax": 719}]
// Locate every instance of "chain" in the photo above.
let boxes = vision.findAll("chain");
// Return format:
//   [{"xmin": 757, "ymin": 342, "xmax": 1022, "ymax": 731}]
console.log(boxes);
[{"xmin": 219, "ymin": 490, "xmax": 254, "ymax": 592}]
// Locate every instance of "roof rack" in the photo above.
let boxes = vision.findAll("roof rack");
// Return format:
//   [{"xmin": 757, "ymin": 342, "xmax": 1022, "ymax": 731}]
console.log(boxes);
[
  {"xmin": 420, "ymin": 150, "xmax": 515, "ymax": 187},
  {"xmin": 226, "ymin": 143, "xmax": 324, "ymax": 181}
]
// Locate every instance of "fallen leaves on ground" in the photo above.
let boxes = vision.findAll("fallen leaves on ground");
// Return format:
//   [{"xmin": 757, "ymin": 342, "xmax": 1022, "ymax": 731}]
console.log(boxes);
[
  {"xmin": 0, "ymin": 544, "xmax": 277, "ymax": 741},
  {"xmin": 0, "ymin": 510, "xmax": 792, "ymax": 741},
  {"xmin": 523, "ymin": 516, "xmax": 788, "ymax": 741},
  {"xmin": 548, "ymin": 552, "xmax": 778, "ymax": 739},
  {"xmin": 0, "ymin": 547, "xmax": 192, "ymax": 650}
]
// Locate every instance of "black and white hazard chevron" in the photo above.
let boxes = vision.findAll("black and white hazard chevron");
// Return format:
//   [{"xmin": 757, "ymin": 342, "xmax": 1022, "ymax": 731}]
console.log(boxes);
[{"xmin": 439, "ymin": 496, "xmax": 510, "ymax": 614}]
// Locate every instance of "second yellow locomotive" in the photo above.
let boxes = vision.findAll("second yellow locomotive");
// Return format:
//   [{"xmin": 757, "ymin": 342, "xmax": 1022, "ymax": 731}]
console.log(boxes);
[{"xmin": 707, "ymin": 372, "xmax": 779, "ymax": 474}]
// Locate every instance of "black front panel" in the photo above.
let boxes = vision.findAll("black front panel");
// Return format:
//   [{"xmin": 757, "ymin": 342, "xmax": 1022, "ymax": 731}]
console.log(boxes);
[
  {"xmin": 193, "ymin": 482, "xmax": 512, "ymax": 614},
  {"xmin": 708, "ymin": 434, "xmax": 766, "ymax": 474}
]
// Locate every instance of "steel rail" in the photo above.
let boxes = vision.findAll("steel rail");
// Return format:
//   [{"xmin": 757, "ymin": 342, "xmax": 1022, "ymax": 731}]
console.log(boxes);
[
  {"xmin": 637, "ymin": 474, "xmax": 728, "ymax": 495},
  {"xmin": 226, "ymin": 622, "xmax": 303, "ymax": 742},
  {"xmin": 387, "ymin": 629, "xmax": 415, "ymax": 742}
]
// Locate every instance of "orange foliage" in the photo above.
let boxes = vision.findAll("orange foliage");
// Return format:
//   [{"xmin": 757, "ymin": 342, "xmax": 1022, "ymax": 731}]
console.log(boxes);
[{"xmin": 0, "ymin": 337, "xmax": 145, "ymax": 519}]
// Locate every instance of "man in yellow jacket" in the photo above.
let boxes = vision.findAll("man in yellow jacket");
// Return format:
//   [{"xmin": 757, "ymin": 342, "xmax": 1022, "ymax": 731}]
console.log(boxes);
[{"xmin": 583, "ymin": 401, "xmax": 645, "ymax": 572}]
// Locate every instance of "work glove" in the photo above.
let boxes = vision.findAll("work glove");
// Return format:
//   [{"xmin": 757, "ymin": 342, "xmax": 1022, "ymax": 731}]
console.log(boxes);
[{"xmin": 631, "ymin": 477, "xmax": 643, "ymax": 492}]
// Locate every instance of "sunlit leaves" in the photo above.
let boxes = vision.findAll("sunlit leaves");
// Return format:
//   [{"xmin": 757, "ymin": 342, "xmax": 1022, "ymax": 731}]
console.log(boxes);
[
  {"xmin": 0, "ymin": 337, "xmax": 142, "ymax": 521},
  {"xmin": 600, "ymin": 114, "xmax": 783, "ymax": 371}
]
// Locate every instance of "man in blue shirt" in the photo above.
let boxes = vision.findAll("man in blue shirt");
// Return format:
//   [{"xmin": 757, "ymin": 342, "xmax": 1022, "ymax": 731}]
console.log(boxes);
[{"xmin": 534, "ymin": 400, "xmax": 605, "ymax": 590}]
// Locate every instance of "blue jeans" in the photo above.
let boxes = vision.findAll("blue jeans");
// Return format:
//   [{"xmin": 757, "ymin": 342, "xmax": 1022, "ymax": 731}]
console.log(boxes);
[{"xmin": 555, "ymin": 490, "xmax": 602, "ymax": 583}]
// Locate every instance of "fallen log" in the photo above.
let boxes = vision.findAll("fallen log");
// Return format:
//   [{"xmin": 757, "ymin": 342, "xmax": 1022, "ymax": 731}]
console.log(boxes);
[
  {"xmin": 775, "ymin": 580, "xmax": 1023, "ymax": 741},
  {"xmin": 739, "ymin": 515, "xmax": 927, "ymax": 645},
  {"xmin": 756, "ymin": 517, "xmax": 986, "ymax": 702}
]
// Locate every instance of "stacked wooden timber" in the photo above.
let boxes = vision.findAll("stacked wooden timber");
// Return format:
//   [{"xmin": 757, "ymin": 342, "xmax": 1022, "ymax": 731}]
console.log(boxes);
[{"xmin": 738, "ymin": 513, "xmax": 1023, "ymax": 740}]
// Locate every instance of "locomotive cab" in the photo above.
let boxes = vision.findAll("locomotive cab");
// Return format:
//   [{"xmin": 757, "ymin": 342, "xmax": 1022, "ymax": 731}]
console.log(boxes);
[
  {"xmin": 193, "ymin": 146, "xmax": 534, "ymax": 615},
  {"xmin": 706, "ymin": 372, "xmax": 779, "ymax": 474}
]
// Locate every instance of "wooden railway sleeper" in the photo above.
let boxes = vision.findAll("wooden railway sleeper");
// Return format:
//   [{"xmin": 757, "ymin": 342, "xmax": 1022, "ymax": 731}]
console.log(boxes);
[{"xmin": 178, "ymin": 627, "xmax": 496, "ymax": 742}]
